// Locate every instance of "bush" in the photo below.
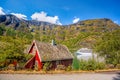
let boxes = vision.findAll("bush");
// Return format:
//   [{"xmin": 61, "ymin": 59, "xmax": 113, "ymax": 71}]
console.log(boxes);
[
  {"xmin": 73, "ymin": 58, "xmax": 105, "ymax": 71},
  {"xmin": 42, "ymin": 62, "xmax": 52, "ymax": 71},
  {"xmin": 105, "ymin": 64, "xmax": 115, "ymax": 69},
  {"xmin": 66, "ymin": 65, "xmax": 72, "ymax": 71},
  {"xmin": 79, "ymin": 59, "xmax": 105, "ymax": 71},
  {"xmin": 116, "ymin": 64, "xmax": 120, "ymax": 69},
  {"xmin": 95, "ymin": 61, "xmax": 105, "ymax": 70},
  {"xmin": 72, "ymin": 57, "xmax": 80, "ymax": 70},
  {"xmin": 0, "ymin": 62, "xmax": 5, "ymax": 70},
  {"xmin": 8, "ymin": 64, "xmax": 15, "ymax": 70},
  {"xmin": 56, "ymin": 65, "xmax": 66, "ymax": 70},
  {"xmin": 18, "ymin": 62, "xmax": 25, "ymax": 70}
]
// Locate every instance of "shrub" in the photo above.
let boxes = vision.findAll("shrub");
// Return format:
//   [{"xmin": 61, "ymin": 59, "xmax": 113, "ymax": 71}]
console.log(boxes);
[
  {"xmin": 105, "ymin": 64, "xmax": 115, "ymax": 69},
  {"xmin": 79, "ymin": 59, "xmax": 88, "ymax": 70},
  {"xmin": 72, "ymin": 57, "xmax": 80, "ymax": 70},
  {"xmin": 95, "ymin": 61, "xmax": 105, "ymax": 70},
  {"xmin": 116, "ymin": 64, "xmax": 120, "ymax": 69},
  {"xmin": 56, "ymin": 65, "xmax": 66, "ymax": 70},
  {"xmin": 8, "ymin": 64, "xmax": 15, "ymax": 70},
  {"xmin": 73, "ymin": 58, "xmax": 105, "ymax": 71},
  {"xmin": 42, "ymin": 62, "xmax": 52, "ymax": 71},
  {"xmin": 66, "ymin": 65, "xmax": 72, "ymax": 71},
  {"xmin": 0, "ymin": 62, "xmax": 5, "ymax": 70}
]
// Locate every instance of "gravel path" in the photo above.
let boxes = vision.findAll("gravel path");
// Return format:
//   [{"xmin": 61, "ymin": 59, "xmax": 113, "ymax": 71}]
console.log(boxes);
[{"xmin": 0, "ymin": 73, "xmax": 120, "ymax": 80}]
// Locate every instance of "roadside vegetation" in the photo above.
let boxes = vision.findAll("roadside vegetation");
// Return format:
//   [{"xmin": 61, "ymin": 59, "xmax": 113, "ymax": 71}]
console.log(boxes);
[{"xmin": 72, "ymin": 57, "xmax": 105, "ymax": 71}]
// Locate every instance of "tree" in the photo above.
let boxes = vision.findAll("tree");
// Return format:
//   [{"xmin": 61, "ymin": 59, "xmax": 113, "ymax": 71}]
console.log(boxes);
[
  {"xmin": 94, "ymin": 30, "xmax": 120, "ymax": 65},
  {"xmin": 0, "ymin": 24, "xmax": 6, "ymax": 35}
]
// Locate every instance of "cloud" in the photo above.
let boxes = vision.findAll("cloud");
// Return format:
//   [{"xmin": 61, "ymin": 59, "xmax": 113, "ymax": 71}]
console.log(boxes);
[
  {"xmin": 31, "ymin": 11, "xmax": 62, "ymax": 25},
  {"xmin": 0, "ymin": 7, "xmax": 5, "ymax": 15},
  {"xmin": 73, "ymin": 17, "xmax": 80, "ymax": 23},
  {"xmin": 114, "ymin": 20, "xmax": 118, "ymax": 24},
  {"xmin": 11, "ymin": 13, "xmax": 27, "ymax": 20}
]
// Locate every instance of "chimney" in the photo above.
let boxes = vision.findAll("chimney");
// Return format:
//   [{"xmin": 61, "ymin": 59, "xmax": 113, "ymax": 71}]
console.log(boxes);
[{"xmin": 51, "ymin": 39, "xmax": 56, "ymax": 46}]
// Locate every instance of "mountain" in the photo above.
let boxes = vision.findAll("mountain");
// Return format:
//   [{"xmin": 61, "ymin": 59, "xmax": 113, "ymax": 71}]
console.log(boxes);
[
  {"xmin": 0, "ymin": 14, "xmax": 55, "ymax": 30},
  {"xmin": 0, "ymin": 14, "xmax": 120, "ymax": 32},
  {"xmin": 70, "ymin": 18, "xmax": 120, "ymax": 32}
]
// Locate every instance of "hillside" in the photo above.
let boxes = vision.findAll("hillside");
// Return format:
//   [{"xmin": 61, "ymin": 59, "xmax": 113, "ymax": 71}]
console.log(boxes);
[
  {"xmin": 0, "ymin": 14, "xmax": 120, "ymax": 70},
  {"xmin": 0, "ymin": 15, "xmax": 120, "ymax": 52},
  {"xmin": 70, "ymin": 18, "xmax": 119, "ymax": 32}
]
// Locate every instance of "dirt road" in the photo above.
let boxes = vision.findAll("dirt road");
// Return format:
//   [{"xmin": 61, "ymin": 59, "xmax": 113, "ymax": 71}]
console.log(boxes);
[{"xmin": 0, "ymin": 72, "xmax": 120, "ymax": 80}]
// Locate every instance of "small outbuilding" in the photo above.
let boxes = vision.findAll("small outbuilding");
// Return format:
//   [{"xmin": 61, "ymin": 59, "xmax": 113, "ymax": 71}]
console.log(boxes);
[{"xmin": 24, "ymin": 40, "xmax": 73, "ymax": 70}]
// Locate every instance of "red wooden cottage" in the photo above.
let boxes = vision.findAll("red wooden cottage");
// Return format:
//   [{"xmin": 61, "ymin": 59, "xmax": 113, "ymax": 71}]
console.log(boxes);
[{"xmin": 24, "ymin": 40, "xmax": 73, "ymax": 70}]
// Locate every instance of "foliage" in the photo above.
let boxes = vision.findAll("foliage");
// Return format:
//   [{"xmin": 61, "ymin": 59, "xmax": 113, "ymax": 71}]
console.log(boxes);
[
  {"xmin": 0, "ymin": 24, "xmax": 6, "ymax": 35},
  {"xmin": 56, "ymin": 65, "xmax": 66, "ymax": 70},
  {"xmin": 79, "ymin": 59, "xmax": 105, "ymax": 70},
  {"xmin": 116, "ymin": 64, "xmax": 120, "ymax": 69},
  {"xmin": 72, "ymin": 57, "xmax": 80, "ymax": 70},
  {"xmin": 42, "ymin": 62, "xmax": 52, "ymax": 71},
  {"xmin": 65, "ymin": 65, "xmax": 72, "ymax": 71},
  {"xmin": 0, "ymin": 27, "xmax": 33, "ymax": 69},
  {"xmin": 0, "ymin": 19, "xmax": 120, "ymax": 70},
  {"xmin": 7, "ymin": 64, "xmax": 15, "ymax": 70},
  {"xmin": 72, "ymin": 57, "xmax": 105, "ymax": 71},
  {"xmin": 94, "ymin": 29, "xmax": 120, "ymax": 65}
]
